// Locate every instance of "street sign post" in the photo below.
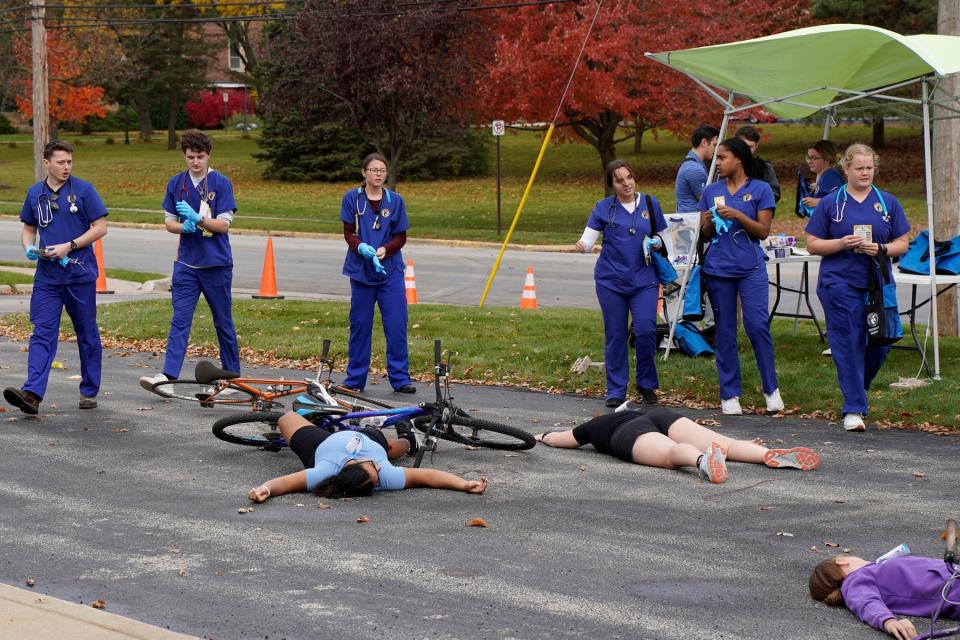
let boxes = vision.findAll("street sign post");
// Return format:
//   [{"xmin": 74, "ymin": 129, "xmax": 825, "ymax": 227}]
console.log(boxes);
[{"xmin": 492, "ymin": 120, "xmax": 505, "ymax": 236}]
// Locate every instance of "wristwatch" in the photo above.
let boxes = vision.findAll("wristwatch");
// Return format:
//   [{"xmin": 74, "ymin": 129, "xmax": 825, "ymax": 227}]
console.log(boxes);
[{"xmin": 69, "ymin": 240, "xmax": 78, "ymax": 251}]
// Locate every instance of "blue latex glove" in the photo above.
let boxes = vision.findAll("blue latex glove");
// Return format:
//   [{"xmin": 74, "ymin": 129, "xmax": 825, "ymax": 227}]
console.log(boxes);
[
  {"xmin": 710, "ymin": 206, "xmax": 732, "ymax": 244},
  {"xmin": 642, "ymin": 235, "xmax": 662, "ymax": 265},
  {"xmin": 176, "ymin": 201, "xmax": 202, "ymax": 223},
  {"xmin": 181, "ymin": 218, "xmax": 197, "ymax": 234},
  {"xmin": 357, "ymin": 243, "xmax": 377, "ymax": 259},
  {"xmin": 371, "ymin": 255, "xmax": 387, "ymax": 275},
  {"xmin": 59, "ymin": 256, "xmax": 70, "ymax": 267},
  {"xmin": 25, "ymin": 245, "xmax": 41, "ymax": 261}
]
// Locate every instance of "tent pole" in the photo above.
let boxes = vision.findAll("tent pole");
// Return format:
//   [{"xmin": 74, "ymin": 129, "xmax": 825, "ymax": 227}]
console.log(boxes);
[
  {"xmin": 822, "ymin": 109, "xmax": 833, "ymax": 139},
  {"xmin": 664, "ymin": 95, "xmax": 733, "ymax": 361},
  {"xmin": 921, "ymin": 79, "xmax": 941, "ymax": 379}
]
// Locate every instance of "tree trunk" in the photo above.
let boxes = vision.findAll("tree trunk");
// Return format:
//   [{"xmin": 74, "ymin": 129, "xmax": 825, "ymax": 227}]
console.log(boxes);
[
  {"xmin": 133, "ymin": 95, "xmax": 153, "ymax": 141},
  {"xmin": 167, "ymin": 93, "xmax": 178, "ymax": 151},
  {"xmin": 871, "ymin": 116, "xmax": 886, "ymax": 148},
  {"xmin": 570, "ymin": 110, "xmax": 621, "ymax": 195},
  {"xmin": 633, "ymin": 125, "xmax": 646, "ymax": 154},
  {"xmin": 932, "ymin": 0, "xmax": 959, "ymax": 335}
]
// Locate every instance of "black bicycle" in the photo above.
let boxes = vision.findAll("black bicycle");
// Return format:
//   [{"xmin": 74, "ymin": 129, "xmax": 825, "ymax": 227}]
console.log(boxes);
[{"xmin": 212, "ymin": 339, "xmax": 535, "ymax": 467}]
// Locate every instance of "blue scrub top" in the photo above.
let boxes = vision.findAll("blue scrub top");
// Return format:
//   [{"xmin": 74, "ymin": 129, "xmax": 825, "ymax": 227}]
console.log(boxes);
[
  {"xmin": 20, "ymin": 176, "xmax": 108, "ymax": 285},
  {"xmin": 340, "ymin": 187, "xmax": 410, "ymax": 285},
  {"xmin": 805, "ymin": 186, "xmax": 910, "ymax": 289},
  {"xmin": 304, "ymin": 431, "xmax": 406, "ymax": 492},
  {"xmin": 814, "ymin": 167, "xmax": 844, "ymax": 198},
  {"xmin": 698, "ymin": 179, "xmax": 776, "ymax": 278},
  {"xmin": 162, "ymin": 170, "xmax": 236, "ymax": 268},
  {"xmin": 586, "ymin": 193, "xmax": 667, "ymax": 293}
]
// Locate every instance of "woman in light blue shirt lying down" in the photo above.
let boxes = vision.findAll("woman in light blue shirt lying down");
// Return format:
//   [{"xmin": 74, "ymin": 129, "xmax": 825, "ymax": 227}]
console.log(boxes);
[{"xmin": 247, "ymin": 411, "xmax": 488, "ymax": 502}]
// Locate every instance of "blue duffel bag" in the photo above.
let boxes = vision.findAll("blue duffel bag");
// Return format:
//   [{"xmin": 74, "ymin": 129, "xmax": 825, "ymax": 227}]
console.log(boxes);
[{"xmin": 899, "ymin": 231, "xmax": 960, "ymax": 275}]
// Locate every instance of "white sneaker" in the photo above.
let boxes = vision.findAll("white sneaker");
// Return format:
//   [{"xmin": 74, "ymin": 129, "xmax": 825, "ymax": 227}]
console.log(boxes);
[
  {"xmin": 764, "ymin": 388, "xmax": 784, "ymax": 413},
  {"xmin": 843, "ymin": 413, "xmax": 865, "ymax": 432},
  {"xmin": 821, "ymin": 347, "xmax": 832, "ymax": 356},
  {"xmin": 721, "ymin": 397, "xmax": 742, "ymax": 415},
  {"xmin": 139, "ymin": 373, "xmax": 172, "ymax": 397}
]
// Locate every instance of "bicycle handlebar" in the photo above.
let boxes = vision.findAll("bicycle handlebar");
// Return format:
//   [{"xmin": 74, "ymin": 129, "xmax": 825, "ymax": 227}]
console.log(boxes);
[{"xmin": 946, "ymin": 519, "xmax": 958, "ymax": 564}]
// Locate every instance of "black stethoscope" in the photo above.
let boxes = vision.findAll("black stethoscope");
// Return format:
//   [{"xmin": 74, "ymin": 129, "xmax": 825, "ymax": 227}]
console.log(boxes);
[
  {"xmin": 178, "ymin": 169, "xmax": 210, "ymax": 203},
  {"xmin": 833, "ymin": 184, "xmax": 889, "ymax": 224},
  {"xmin": 355, "ymin": 186, "xmax": 393, "ymax": 232},
  {"xmin": 607, "ymin": 194, "xmax": 641, "ymax": 236},
  {"xmin": 36, "ymin": 178, "xmax": 77, "ymax": 228}
]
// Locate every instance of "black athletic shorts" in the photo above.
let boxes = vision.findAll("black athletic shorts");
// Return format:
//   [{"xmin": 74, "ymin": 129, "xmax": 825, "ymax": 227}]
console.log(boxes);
[
  {"xmin": 289, "ymin": 426, "xmax": 389, "ymax": 468},
  {"xmin": 572, "ymin": 408, "xmax": 681, "ymax": 462}
]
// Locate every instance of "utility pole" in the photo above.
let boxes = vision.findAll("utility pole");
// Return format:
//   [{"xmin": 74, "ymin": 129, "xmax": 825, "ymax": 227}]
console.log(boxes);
[
  {"xmin": 30, "ymin": 0, "xmax": 49, "ymax": 181},
  {"xmin": 933, "ymin": 0, "xmax": 959, "ymax": 335}
]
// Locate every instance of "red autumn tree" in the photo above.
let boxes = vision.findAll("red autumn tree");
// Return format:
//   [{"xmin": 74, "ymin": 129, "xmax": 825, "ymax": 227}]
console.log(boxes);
[
  {"xmin": 476, "ymin": 0, "xmax": 812, "ymax": 186},
  {"xmin": 14, "ymin": 31, "xmax": 108, "ymax": 130}
]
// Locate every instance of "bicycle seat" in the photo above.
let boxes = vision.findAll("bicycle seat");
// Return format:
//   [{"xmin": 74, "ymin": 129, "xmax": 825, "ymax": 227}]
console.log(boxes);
[{"xmin": 195, "ymin": 360, "xmax": 240, "ymax": 384}]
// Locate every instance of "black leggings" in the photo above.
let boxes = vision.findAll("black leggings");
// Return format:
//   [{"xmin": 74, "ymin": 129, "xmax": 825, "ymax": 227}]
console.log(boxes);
[{"xmin": 572, "ymin": 408, "xmax": 681, "ymax": 462}]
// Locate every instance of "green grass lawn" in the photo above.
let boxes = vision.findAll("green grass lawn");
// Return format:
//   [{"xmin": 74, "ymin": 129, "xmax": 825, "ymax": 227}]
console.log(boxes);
[
  {"xmin": 0, "ymin": 261, "xmax": 166, "ymax": 283},
  {"xmin": 0, "ymin": 271, "xmax": 34, "ymax": 288},
  {"xmin": 0, "ymin": 123, "xmax": 928, "ymax": 244},
  {"xmin": 1, "ymin": 298, "xmax": 955, "ymax": 429}
]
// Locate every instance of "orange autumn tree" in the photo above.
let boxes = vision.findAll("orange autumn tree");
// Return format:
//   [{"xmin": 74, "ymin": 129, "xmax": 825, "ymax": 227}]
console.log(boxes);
[
  {"xmin": 476, "ymin": 0, "xmax": 812, "ymax": 189},
  {"xmin": 15, "ymin": 31, "xmax": 108, "ymax": 131}
]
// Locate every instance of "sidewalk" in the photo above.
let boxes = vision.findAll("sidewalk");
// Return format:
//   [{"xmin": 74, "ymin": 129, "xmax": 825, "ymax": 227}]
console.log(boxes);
[{"xmin": 0, "ymin": 583, "xmax": 198, "ymax": 640}]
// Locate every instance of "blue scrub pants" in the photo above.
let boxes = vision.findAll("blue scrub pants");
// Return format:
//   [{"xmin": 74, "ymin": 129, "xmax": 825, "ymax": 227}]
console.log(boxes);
[
  {"xmin": 163, "ymin": 263, "xmax": 240, "ymax": 378},
  {"xmin": 24, "ymin": 281, "xmax": 101, "ymax": 399},
  {"xmin": 818, "ymin": 282, "xmax": 890, "ymax": 415},
  {"xmin": 595, "ymin": 282, "xmax": 659, "ymax": 400},
  {"xmin": 705, "ymin": 271, "xmax": 778, "ymax": 400},
  {"xmin": 344, "ymin": 274, "xmax": 411, "ymax": 391}
]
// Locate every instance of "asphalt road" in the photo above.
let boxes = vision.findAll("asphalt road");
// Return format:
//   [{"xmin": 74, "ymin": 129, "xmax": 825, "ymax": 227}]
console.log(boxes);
[{"xmin": 0, "ymin": 338, "xmax": 958, "ymax": 639}]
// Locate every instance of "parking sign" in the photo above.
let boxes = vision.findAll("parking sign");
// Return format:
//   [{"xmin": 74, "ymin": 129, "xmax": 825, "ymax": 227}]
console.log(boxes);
[{"xmin": 492, "ymin": 120, "xmax": 505, "ymax": 136}]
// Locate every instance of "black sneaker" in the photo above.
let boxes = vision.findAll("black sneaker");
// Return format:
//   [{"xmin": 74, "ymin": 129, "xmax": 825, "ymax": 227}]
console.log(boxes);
[
  {"xmin": 4, "ymin": 387, "xmax": 40, "ymax": 415},
  {"xmin": 605, "ymin": 397, "xmax": 625, "ymax": 408},
  {"xmin": 395, "ymin": 421, "xmax": 420, "ymax": 456},
  {"xmin": 636, "ymin": 387, "xmax": 658, "ymax": 404}
]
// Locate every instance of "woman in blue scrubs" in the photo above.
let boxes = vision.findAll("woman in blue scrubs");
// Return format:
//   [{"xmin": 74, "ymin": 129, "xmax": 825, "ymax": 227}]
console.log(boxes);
[
  {"xmin": 340, "ymin": 154, "xmax": 414, "ymax": 394},
  {"xmin": 805, "ymin": 144, "xmax": 910, "ymax": 432},
  {"xmin": 800, "ymin": 139, "xmax": 844, "ymax": 210},
  {"xmin": 698, "ymin": 138, "xmax": 782, "ymax": 416},
  {"xmin": 575, "ymin": 160, "xmax": 667, "ymax": 408}
]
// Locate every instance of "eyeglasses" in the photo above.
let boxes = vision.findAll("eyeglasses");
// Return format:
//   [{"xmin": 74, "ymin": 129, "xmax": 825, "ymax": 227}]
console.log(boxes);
[
  {"xmin": 365, "ymin": 168, "xmax": 387, "ymax": 175},
  {"xmin": 805, "ymin": 155, "xmax": 823, "ymax": 162}
]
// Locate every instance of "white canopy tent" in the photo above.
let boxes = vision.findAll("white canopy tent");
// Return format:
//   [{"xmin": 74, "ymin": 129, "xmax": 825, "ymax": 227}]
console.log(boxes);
[{"xmin": 646, "ymin": 24, "xmax": 960, "ymax": 378}]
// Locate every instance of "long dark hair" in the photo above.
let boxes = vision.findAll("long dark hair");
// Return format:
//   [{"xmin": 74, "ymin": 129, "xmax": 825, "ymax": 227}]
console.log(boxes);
[
  {"xmin": 718, "ymin": 137, "xmax": 761, "ymax": 180},
  {"xmin": 808, "ymin": 557, "xmax": 846, "ymax": 606},
  {"xmin": 604, "ymin": 159, "xmax": 637, "ymax": 189},
  {"xmin": 314, "ymin": 465, "xmax": 375, "ymax": 498}
]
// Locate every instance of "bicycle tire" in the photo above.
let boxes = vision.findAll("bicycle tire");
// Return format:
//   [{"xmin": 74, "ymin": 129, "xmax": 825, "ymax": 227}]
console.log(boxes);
[
  {"xmin": 153, "ymin": 379, "xmax": 260, "ymax": 407},
  {"xmin": 212, "ymin": 411, "xmax": 286, "ymax": 448},
  {"xmin": 415, "ymin": 414, "xmax": 534, "ymax": 450}
]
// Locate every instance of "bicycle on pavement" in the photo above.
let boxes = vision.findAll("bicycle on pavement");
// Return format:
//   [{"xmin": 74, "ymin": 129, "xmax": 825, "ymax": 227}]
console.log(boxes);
[
  {"xmin": 916, "ymin": 518, "xmax": 960, "ymax": 640},
  {"xmin": 211, "ymin": 339, "xmax": 536, "ymax": 468}
]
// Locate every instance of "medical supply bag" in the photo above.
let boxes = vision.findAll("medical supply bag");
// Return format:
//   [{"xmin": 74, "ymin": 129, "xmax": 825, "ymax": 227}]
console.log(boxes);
[
  {"xmin": 898, "ymin": 231, "xmax": 960, "ymax": 276},
  {"xmin": 864, "ymin": 254, "xmax": 902, "ymax": 347}
]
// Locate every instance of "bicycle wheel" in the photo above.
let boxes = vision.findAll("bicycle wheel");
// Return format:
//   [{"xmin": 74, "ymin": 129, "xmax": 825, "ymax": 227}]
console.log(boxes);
[
  {"xmin": 212, "ymin": 411, "xmax": 285, "ymax": 448},
  {"xmin": 153, "ymin": 379, "xmax": 260, "ymax": 407},
  {"xmin": 417, "ymin": 415, "xmax": 534, "ymax": 450}
]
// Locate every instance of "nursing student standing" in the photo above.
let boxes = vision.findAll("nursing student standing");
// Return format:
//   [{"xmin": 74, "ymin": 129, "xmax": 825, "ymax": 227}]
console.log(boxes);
[
  {"xmin": 340, "ymin": 153, "xmax": 415, "ymax": 394},
  {"xmin": 4, "ymin": 140, "xmax": 108, "ymax": 414},
  {"xmin": 805, "ymin": 144, "xmax": 910, "ymax": 432},
  {"xmin": 140, "ymin": 130, "xmax": 240, "ymax": 394},
  {"xmin": 575, "ymin": 160, "xmax": 667, "ymax": 408},
  {"xmin": 698, "ymin": 138, "xmax": 783, "ymax": 416}
]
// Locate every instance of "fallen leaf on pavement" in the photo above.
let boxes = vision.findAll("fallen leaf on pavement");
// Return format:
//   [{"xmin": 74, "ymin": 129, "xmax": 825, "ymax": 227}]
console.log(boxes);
[
  {"xmin": 238, "ymin": 507, "xmax": 254, "ymax": 514},
  {"xmin": 177, "ymin": 569, "xmax": 187, "ymax": 577},
  {"xmin": 213, "ymin": 571, "xmax": 223, "ymax": 577},
  {"xmin": 825, "ymin": 542, "xmax": 840, "ymax": 548},
  {"xmin": 111, "ymin": 428, "xmax": 129, "ymax": 433},
  {"xmin": 357, "ymin": 516, "xmax": 370, "ymax": 523},
  {"xmin": 504, "ymin": 453, "xmax": 519, "ymax": 458},
  {"xmin": 315, "ymin": 501, "xmax": 331, "ymax": 509},
  {"xmin": 759, "ymin": 506, "xmax": 775, "ymax": 511},
  {"xmin": 776, "ymin": 531, "xmax": 795, "ymax": 537},
  {"xmin": 67, "ymin": 375, "xmax": 81, "ymax": 380},
  {"xmin": 913, "ymin": 471, "xmax": 927, "ymax": 479},
  {"xmin": 468, "ymin": 517, "xmax": 488, "ymax": 528},
  {"xmin": 25, "ymin": 578, "xmax": 35, "ymax": 587},
  {"xmin": 579, "ymin": 465, "xmax": 587, "ymax": 471},
  {"xmin": 91, "ymin": 599, "xmax": 105, "ymax": 609},
  {"xmin": 843, "ymin": 548, "xmax": 853, "ymax": 553},
  {"xmin": 810, "ymin": 546, "xmax": 819, "ymax": 553},
  {"xmin": 135, "ymin": 406, "xmax": 154, "ymax": 411},
  {"xmin": 51, "ymin": 361, "xmax": 64, "ymax": 369}
]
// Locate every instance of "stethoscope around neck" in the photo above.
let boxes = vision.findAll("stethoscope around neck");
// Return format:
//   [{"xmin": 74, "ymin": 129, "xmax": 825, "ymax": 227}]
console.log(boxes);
[
  {"xmin": 607, "ymin": 194, "xmax": 641, "ymax": 236},
  {"xmin": 355, "ymin": 185, "xmax": 393, "ymax": 232},
  {"xmin": 36, "ymin": 177, "xmax": 77, "ymax": 228},
  {"xmin": 833, "ymin": 184, "xmax": 888, "ymax": 223}
]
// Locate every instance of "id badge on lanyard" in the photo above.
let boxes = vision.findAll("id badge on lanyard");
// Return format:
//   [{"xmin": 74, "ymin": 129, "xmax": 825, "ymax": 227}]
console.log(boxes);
[{"xmin": 199, "ymin": 199, "xmax": 213, "ymax": 238}]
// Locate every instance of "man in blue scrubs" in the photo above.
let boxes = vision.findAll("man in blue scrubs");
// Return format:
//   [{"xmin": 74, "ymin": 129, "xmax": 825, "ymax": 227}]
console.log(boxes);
[
  {"xmin": 5, "ymin": 141, "xmax": 108, "ymax": 414},
  {"xmin": 675, "ymin": 124, "xmax": 719, "ymax": 213},
  {"xmin": 139, "ymin": 130, "xmax": 239, "ymax": 395}
]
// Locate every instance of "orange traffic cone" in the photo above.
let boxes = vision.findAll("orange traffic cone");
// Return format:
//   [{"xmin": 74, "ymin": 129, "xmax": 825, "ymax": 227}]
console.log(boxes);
[
  {"xmin": 252, "ymin": 237, "xmax": 284, "ymax": 299},
  {"xmin": 94, "ymin": 239, "xmax": 113, "ymax": 294},
  {"xmin": 404, "ymin": 261, "xmax": 418, "ymax": 304},
  {"xmin": 520, "ymin": 266, "xmax": 537, "ymax": 310}
]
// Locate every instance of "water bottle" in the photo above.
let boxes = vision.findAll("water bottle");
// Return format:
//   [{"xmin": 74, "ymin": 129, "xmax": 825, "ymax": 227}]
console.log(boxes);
[
  {"xmin": 358, "ymin": 416, "xmax": 386, "ymax": 428},
  {"xmin": 876, "ymin": 543, "xmax": 910, "ymax": 564}
]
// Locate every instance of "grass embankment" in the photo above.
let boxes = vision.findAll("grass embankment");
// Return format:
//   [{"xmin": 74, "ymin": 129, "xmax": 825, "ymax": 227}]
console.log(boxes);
[
  {"xmin": 0, "ymin": 299, "xmax": 955, "ymax": 430},
  {"xmin": 0, "ymin": 124, "xmax": 928, "ymax": 244}
]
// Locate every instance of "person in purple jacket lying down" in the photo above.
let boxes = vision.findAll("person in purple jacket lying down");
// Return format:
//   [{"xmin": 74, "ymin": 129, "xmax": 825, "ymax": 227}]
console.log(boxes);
[{"xmin": 809, "ymin": 554, "xmax": 960, "ymax": 639}]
